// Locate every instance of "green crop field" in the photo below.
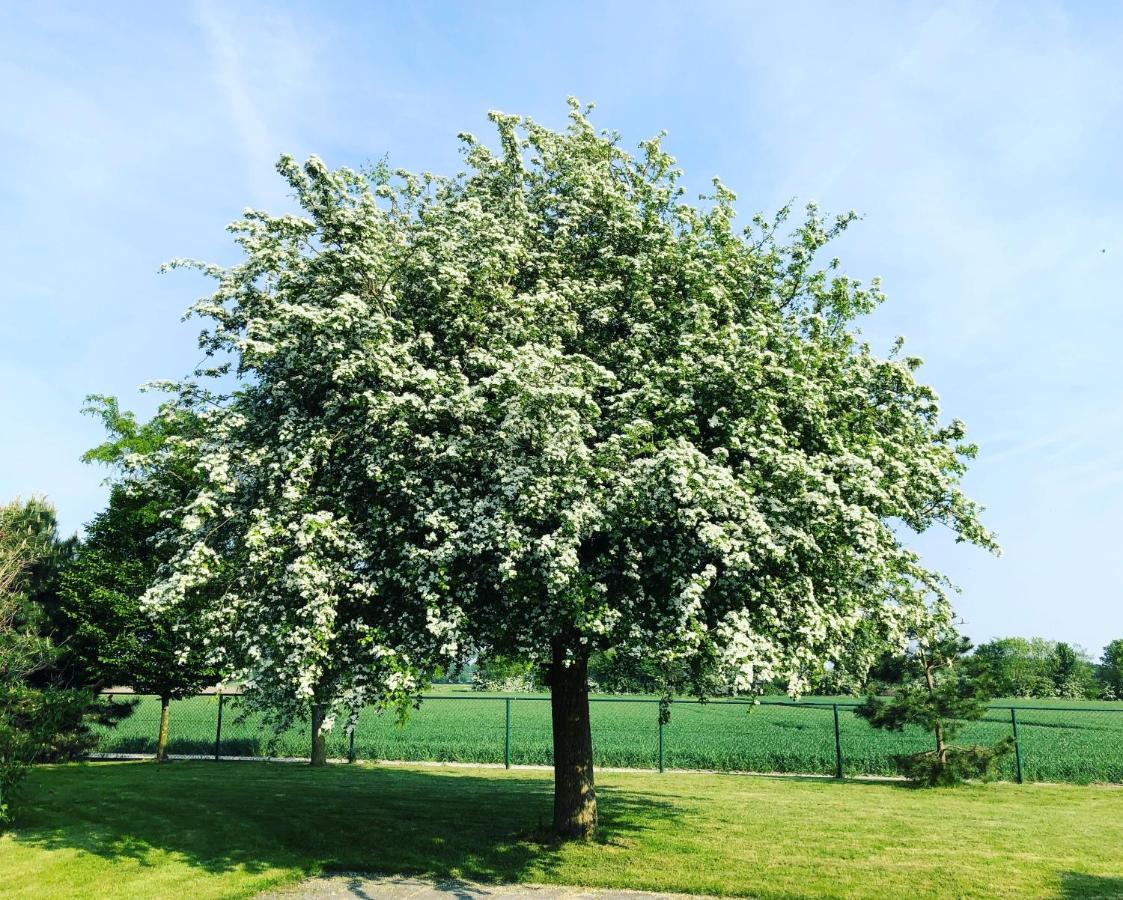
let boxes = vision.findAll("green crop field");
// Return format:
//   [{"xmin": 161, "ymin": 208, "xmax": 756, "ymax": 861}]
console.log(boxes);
[{"xmin": 91, "ymin": 692, "xmax": 1123, "ymax": 784}]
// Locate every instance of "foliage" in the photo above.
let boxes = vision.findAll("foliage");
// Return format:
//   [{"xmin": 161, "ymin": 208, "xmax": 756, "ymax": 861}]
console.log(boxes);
[
  {"xmin": 2, "ymin": 502, "xmax": 78, "ymax": 691},
  {"xmin": 0, "ymin": 681, "xmax": 109, "ymax": 822},
  {"xmin": 1049, "ymin": 642, "xmax": 1098, "ymax": 700},
  {"xmin": 0, "ymin": 498, "xmax": 100, "ymax": 825},
  {"xmin": 588, "ymin": 649, "xmax": 728, "ymax": 697},
  {"xmin": 0, "ymin": 499, "xmax": 55, "ymax": 676},
  {"xmin": 857, "ymin": 630, "xmax": 1012, "ymax": 786},
  {"xmin": 471, "ymin": 654, "xmax": 541, "ymax": 692},
  {"xmin": 59, "ymin": 396, "xmax": 215, "ymax": 701},
  {"xmin": 801, "ymin": 618, "xmax": 901, "ymax": 695},
  {"xmin": 807, "ymin": 664, "xmax": 867, "ymax": 696},
  {"xmin": 2, "ymin": 498, "xmax": 58, "ymax": 823},
  {"xmin": 431, "ymin": 662, "xmax": 476, "ymax": 685},
  {"xmin": 8, "ymin": 762, "xmax": 1123, "ymax": 899},
  {"xmin": 894, "ymin": 741, "xmax": 1013, "ymax": 787},
  {"xmin": 1099, "ymin": 639, "xmax": 1123, "ymax": 700},
  {"xmin": 970, "ymin": 637, "xmax": 1056, "ymax": 698},
  {"xmin": 971, "ymin": 637, "xmax": 1099, "ymax": 700},
  {"xmin": 587, "ymin": 650, "xmax": 661, "ymax": 694},
  {"xmin": 142, "ymin": 100, "xmax": 995, "ymax": 733}
]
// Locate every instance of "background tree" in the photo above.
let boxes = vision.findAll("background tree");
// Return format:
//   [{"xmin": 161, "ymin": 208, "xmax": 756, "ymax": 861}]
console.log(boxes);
[
  {"xmin": 61, "ymin": 486, "xmax": 215, "ymax": 761},
  {"xmin": 0, "ymin": 497, "xmax": 95, "ymax": 826},
  {"xmin": 431, "ymin": 660, "xmax": 476, "ymax": 685},
  {"xmin": 1049, "ymin": 642, "xmax": 1097, "ymax": 700},
  {"xmin": 857, "ymin": 629, "xmax": 1013, "ymax": 786},
  {"xmin": 145, "ymin": 102, "xmax": 997, "ymax": 838},
  {"xmin": 0, "ymin": 498, "xmax": 55, "ymax": 686},
  {"xmin": 2, "ymin": 497, "xmax": 77, "ymax": 688},
  {"xmin": 471, "ymin": 654, "xmax": 541, "ymax": 692},
  {"xmin": 968, "ymin": 636, "xmax": 1100, "ymax": 699},
  {"xmin": 588, "ymin": 651, "xmax": 667, "ymax": 695},
  {"xmin": 60, "ymin": 397, "xmax": 217, "ymax": 761},
  {"xmin": 589, "ymin": 649, "xmax": 729, "ymax": 697},
  {"xmin": 1098, "ymin": 639, "xmax": 1123, "ymax": 700},
  {"xmin": 969, "ymin": 637, "xmax": 1055, "ymax": 698}
]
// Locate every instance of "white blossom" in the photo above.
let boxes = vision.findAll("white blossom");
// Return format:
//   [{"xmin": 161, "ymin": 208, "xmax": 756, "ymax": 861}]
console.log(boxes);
[{"xmin": 141, "ymin": 103, "xmax": 996, "ymax": 736}]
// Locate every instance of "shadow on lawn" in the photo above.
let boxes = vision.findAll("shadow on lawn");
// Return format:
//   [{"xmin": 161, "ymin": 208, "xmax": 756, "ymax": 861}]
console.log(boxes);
[
  {"xmin": 13, "ymin": 761, "xmax": 681, "ymax": 885},
  {"xmin": 1059, "ymin": 872, "xmax": 1123, "ymax": 898}
]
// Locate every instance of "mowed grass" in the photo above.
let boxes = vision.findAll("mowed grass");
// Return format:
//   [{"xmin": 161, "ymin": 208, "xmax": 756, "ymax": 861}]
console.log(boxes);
[
  {"xmin": 93, "ymin": 693, "xmax": 1123, "ymax": 784},
  {"xmin": 3, "ymin": 761, "xmax": 1123, "ymax": 899}
]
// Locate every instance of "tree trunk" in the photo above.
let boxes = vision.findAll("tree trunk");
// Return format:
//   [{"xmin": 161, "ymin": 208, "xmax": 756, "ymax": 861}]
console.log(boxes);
[
  {"xmin": 923, "ymin": 659, "xmax": 946, "ymax": 763},
  {"xmin": 156, "ymin": 696, "xmax": 170, "ymax": 763},
  {"xmin": 310, "ymin": 702, "xmax": 328, "ymax": 767},
  {"xmin": 549, "ymin": 643, "xmax": 597, "ymax": 840}
]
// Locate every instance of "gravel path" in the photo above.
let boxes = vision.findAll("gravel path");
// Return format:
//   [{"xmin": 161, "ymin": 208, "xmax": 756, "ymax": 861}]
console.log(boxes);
[{"xmin": 259, "ymin": 874, "xmax": 723, "ymax": 900}]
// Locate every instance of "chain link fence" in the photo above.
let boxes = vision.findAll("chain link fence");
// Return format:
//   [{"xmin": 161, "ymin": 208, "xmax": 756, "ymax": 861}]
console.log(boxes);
[{"xmin": 90, "ymin": 692, "xmax": 1123, "ymax": 784}]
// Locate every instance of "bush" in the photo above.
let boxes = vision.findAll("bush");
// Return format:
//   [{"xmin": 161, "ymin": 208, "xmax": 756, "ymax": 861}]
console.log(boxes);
[
  {"xmin": 895, "ymin": 738, "xmax": 1015, "ymax": 787},
  {"xmin": 0, "ymin": 683, "xmax": 100, "ymax": 824}
]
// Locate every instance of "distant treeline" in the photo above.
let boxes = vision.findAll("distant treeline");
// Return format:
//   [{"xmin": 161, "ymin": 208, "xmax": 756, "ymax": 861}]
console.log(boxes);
[{"xmin": 963, "ymin": 637, "xmax": 1118, "ymax": 701}]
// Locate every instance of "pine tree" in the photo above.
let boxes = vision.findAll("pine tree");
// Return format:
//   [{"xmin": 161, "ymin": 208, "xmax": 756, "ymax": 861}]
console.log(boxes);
[
  {"xmin": 857, "ymin": 629, "xmax": 1013, "ymax": 786},
  {"xmin": 0, "ymin": 498, "xmax": 97, "ymax": 825}
]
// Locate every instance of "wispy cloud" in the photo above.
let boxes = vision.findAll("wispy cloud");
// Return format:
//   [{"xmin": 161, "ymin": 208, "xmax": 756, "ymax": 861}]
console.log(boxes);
[
  {"xmin": 708, "ymin": 0, "xmax": 1123, "ymax": 354},
  {"xmin": 195, "ymin": 0, "xmax": 279, "ymax": 203},
  {"xmin": 2, "ymin": 0, "xmax": 1120, "ymax": 649}
]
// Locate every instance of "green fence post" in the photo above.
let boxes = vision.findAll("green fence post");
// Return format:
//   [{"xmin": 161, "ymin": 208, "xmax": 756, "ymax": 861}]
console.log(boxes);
[
  {"xmin": 504, "ymin": 697, "xmax": 511, "ymax": 769},
  {"xmin": 832, "ymin": 704, "xmax": 843, "ymax": 779},
  {"xmin": 658, "ymin": 704, "xmax": 665, "ymax": 773},
  {"xmin": 1010, "ymin": 707, "xmax": 1023, "ymax": 784},
  {"xmin": 214, "ymin": 692, "xmax": 224, "ymax": 761},
  {"xmin": 348, "ymin": 715, "xmax": 357, "ymax": 764}
]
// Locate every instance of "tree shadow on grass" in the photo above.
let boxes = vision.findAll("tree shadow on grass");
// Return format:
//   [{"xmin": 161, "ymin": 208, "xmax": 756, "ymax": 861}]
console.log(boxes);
[
  {"xmin": 12, "ymin": 761, "xmax": 682, "ymax": 886},
  {"xmin": 1059, "ymin": 872, "xmax": 1123, "ymax": 898}
]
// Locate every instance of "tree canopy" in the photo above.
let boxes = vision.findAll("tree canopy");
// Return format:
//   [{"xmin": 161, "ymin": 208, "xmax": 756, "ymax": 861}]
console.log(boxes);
[
  {"xmin": 0, "ymin": 497, "xmax": 99, "ymax": 825},
  {"xmin": 0, "ymin": 497, "xmax": 56, "ymax": 687},
  {"xmin": 142, "ymin": 101, "xmax": 997, "ymax": 837},
  {"xmin": 971, "ymin": 636, "xmax": 1099, "ymax": 699},
  {"xmin": 1099, "ymin": 639, "xmax": 1123, "ymax": 700},
  {"xmin": 61, "ymin": 396, "xmax": 215, "ymax": 700}
]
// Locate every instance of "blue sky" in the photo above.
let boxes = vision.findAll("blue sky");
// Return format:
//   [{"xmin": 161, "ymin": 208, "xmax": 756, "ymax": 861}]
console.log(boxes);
[{"xmin": 1, "ymin": 2, "xmax": 1120, "ymax": 656}]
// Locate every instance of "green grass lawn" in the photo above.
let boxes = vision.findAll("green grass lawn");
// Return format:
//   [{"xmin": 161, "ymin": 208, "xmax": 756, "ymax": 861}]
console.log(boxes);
[
  {"xmin": 94, "ymin": 692, "xmax": 1123, "ymax": 784},
  {"xmin": 3, "ymin": 761, "xmax": 1123, "ymax": 899}
]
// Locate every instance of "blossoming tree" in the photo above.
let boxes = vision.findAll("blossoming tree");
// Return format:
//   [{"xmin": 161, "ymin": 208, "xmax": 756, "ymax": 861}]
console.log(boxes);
[{"xmin": 147, "ymin": 101, "xmax": 996, "ymax": 837}]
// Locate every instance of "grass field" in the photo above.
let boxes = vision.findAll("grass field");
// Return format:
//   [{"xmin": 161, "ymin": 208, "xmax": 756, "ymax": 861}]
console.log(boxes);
[
  {"xmin": 2, "ymin": 761, "xmax": 1122, "ymax": 899},
  {"xmin": 92, "ymin": 692, "xmax": 1123, "ymax": 784}
]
